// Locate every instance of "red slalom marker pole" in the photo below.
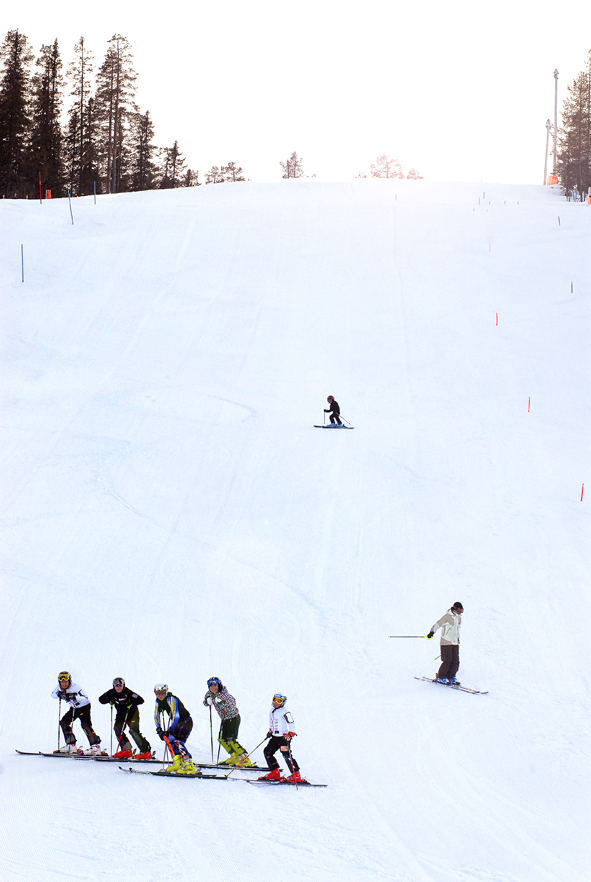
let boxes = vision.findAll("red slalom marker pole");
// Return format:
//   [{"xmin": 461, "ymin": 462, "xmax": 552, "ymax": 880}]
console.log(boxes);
[
  {"xmin": 528, "ymin": 397, "xmax": 530, "ymax": 412},
  {"xmin": 582, "ymin": 484, "xmax": 584, "ymax": 502},
  {"xmin": 496, "ymin": 313, "xmax": 498, "ymax": 326}
]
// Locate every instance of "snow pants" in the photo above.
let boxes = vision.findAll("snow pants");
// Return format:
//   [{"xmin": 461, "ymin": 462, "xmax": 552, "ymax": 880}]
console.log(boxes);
[
  {"xmin": 264, "ymin": 736, "xmax": 299, "ymax": 773},
  {"xmin": 168, "ymin": 718, "xmax": 193, "ymax": 756},
  {"xmin": 114, "ymin": 708, "xmax": 151, "ymax": 754},
  {"xmin": 218, "ymin": 714, "xmax": 247, "ymax": 756},
  {"xmin": 437, "ymin": 644, "xmax": 460, "ymax": 680},
  {"xmin": 61, "ymin": 704, "xmax": 100, "ymax": 746}
]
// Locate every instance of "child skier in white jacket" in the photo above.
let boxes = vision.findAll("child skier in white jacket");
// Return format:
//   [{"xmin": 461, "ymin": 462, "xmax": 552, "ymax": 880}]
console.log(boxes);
[{"xmin": 259, "ymin": 694, "xmax": 303, "ymax": 783}]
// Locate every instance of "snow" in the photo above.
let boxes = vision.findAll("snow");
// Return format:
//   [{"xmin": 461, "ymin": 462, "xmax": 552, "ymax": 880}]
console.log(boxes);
[{"xmin": 0, "ymin": 180, "xmax": 589, "ymax": 882}]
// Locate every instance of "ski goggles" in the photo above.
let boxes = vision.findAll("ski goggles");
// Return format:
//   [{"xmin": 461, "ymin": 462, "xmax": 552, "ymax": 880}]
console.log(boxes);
[{"xmin": 58, "ymin": 676, "xmax": 70, "ymax": 683}]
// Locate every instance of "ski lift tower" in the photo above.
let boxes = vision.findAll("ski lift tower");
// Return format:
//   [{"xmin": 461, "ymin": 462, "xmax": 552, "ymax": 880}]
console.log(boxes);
[{"xmin": 553, "ymin": 69, "xmax": 559, "ymax": 176}]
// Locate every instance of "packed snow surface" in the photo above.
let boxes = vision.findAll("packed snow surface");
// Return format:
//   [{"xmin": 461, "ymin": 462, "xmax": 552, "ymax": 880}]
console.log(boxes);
[{"xmin": 1, "ymin": 180, "xmax": 589, "ymax": 882}]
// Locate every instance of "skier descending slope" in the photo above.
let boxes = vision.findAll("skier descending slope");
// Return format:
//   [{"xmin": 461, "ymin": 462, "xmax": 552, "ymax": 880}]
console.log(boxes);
[
  {"xmin": 259, "ymin": 694, "xmax": 304, "ymax": 783},
  {"xmin": 203, "ymin": 676, "xmax": 253, "ymax": 766},
  {"xmin": 426, "ymin": 602, "xmax": 464, "ymax": 683},
  {"xmin": 52, "ymin": 671, "xmax": 103, "ymax": 754},
  {"xmin": 154, "ymin": 684, "xmax": 196, "ymax": 774},
  {"xmin": 98, "ymin": 678, "xmax": 152, "ymax": 759},
  {"xmin": 324, "ymin": 395, "xmax": 342, "ymax": 425}
]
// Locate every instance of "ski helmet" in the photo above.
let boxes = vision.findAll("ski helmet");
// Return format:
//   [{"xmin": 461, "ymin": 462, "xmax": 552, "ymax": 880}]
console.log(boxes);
[
  {"xmin": 327, "ymin": 395, "xmax": 334, "ymax": 402},
  {"xmin": 272, "ymin": 693, "xmax": 287, "ymax": 706},
  {"xmin": 154, "ymin": 683, "xmax": 168, "ymax": 696},
  {"xmin": 207, "ymin": 677, "xmax": 222, "ymax": 689},
  {"xmin": 113, "ymin": 677, "xmax": 125, "ymax": 688},
  {"xmin": 58, "ymin": 671, "xmax": 71, "ymax": 686},
  {"xmin": 452, "ymin": 602, "xmax": 464, "ymax": 612}
]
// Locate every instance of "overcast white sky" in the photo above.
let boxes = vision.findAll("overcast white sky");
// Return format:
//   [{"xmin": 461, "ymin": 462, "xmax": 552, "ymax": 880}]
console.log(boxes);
[{"xmin": 4, "ymin": 0, "xmax": 591, "ymax": 183}]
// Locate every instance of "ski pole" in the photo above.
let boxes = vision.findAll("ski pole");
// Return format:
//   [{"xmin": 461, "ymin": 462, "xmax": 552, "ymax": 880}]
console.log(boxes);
[
  {"xmin": 209, "ymin": 707, "xmax": 214, "ymax": 763},
  {"xmin": 110, "ymin": 705, "xmax": 113, "ymax": 756},
  {"xmin": 57, "ymin": 697, "xmax": 62, "ymax": 752},
  {"xmin": 339, "ymin": 414, "xmax": 352, "ymax": 426},
  {"xmin": 216, "ymin": 727, "xmax": 221, "ymax": 764},
  {"xmin": 114, "ymin": 707, "xmax": 131, "ymax": 755},
  {"xmin": 388, "ymin": 635, "xmax": 428, "ymax": 638},
  {"xmin": 288, "ymin": 742, "xmax": 299, "ymax": 790},
  {"xmin": 224, "ymin": 736, "xmax": 269, "ymax": 779}
]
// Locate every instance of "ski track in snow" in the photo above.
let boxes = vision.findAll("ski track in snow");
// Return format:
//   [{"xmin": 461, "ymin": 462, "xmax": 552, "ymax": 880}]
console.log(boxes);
[{"xmin": 1, "ymin": 181, "xmax": 589, "ymax": 882}]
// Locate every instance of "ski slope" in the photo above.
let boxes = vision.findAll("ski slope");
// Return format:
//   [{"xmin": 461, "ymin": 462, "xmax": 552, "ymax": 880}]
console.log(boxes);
[{"xmin": 0, "ymin": 180, "xmax": 589, "ymax": 882}]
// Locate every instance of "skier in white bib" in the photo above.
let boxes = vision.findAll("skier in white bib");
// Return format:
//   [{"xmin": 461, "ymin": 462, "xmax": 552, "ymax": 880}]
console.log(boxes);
[{"xmin": 259, "ymin": 693, "xmax": 304, "ymax": 783}]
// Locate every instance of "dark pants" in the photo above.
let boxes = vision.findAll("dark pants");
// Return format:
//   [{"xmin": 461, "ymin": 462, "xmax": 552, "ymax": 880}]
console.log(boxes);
[
  {"xmin": 220, "ymin": 714, "xmax": 241, "ymax": 742},
  {"xmin": 437, "ymin": 644, "xmax": 460, "ymax": 679},
  {"xmin": 61, "ymin": 704, "xmax": 100, "ymax": 746},
  {"xmin": 264, "ymin": 736, "xmax": 299, "ymax": 773},
  {"xmin": 114, "ymin": 709, "xmax": 150, "ymax": 753},
  {"xmin": 330, "ymin": 414, "xmax": 342, "ymax": 424},
  {"xmin": 169, "ymin": 718, "xmax": 193, "ymax": 756}
]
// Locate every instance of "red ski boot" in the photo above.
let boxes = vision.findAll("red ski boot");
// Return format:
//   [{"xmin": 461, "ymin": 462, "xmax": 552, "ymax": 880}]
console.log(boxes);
[
  {"xmin": 136, "ymin": 751, "xmax": 152, "ymax": 760},
  {"xmin": 285, "ymin": 771, "xmax": 305, "ymax": 784},
  {"xmin": 113, "ymin": 748, "xmax": 133, "ymax": 759},
  {"xmin": 258, "ymin": 767, "xmax": 283, "ymax": 781}
]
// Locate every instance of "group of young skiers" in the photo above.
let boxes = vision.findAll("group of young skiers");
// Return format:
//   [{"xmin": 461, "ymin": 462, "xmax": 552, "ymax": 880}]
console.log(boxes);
[{"xmin": 51, "ymin": 673, "xmax": 303, "ymax": 781}]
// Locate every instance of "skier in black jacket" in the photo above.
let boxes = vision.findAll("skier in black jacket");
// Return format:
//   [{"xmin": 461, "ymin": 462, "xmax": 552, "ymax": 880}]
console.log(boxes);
[
  {"xmin": 324, "ymin": 395, "xmax": 342, "ymax": 425},
  {"xmin": 98, "ymin": 678, "xmax": 152, "ymax": 759}
]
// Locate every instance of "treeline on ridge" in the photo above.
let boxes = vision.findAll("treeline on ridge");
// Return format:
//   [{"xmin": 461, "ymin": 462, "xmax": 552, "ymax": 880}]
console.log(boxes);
[{"xmin": 0, "ymin": 30, "xmax": 210, "ymax": 199}]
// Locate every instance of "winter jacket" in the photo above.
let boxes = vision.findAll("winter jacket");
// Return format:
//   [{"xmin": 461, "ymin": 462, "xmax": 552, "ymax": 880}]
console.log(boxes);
[
  {"xmin": 430, "ymin": 609, "xmax": 462, "ymax": 646},
  {"xmin": 324, "ymin": 399, "xmax": 340, "ymax": 416},
  {"xmin": 269, "ymin": 704, "xmax": 296, "ymax": 738},
  {"xmin": 203, "ymin": 686, "xmax": 239, "ymax": 720},
  {"xmin": 98, "ymin": 686, "xmax": 144, "ymax": 713},
  {"xmin": 154, "ymin": 694, "xmax": 191, "ymax": 730},
  {"xmin": 51, "ymin": 683, "xmax": 90, "ymax": 709}
]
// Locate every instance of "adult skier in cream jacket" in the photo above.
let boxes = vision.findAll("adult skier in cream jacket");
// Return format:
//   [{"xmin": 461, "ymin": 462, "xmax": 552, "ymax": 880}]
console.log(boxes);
[{"xmin": 427, "ymin": 602, "xmax": 464, "ymax": 683}]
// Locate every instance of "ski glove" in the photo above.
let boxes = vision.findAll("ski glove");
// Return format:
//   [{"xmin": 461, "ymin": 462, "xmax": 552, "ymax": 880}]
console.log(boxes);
[
  {"xmin": 206, "ymin": 696, "xmax": 213, "ymax": 706},
  {"xmin": 156, "ymin": 726, "xmax": 164, "ymax": 740},
  {"xmin": 57, "ymin": 691, "xmax": 67, "ymax": 700},
  {"xmin": 427, "ymin": 632, "xmax": 434, "ymax": 639},
  {"xmin": 284, "ymin": 731, "xmax": 296, "ymax": 741}
]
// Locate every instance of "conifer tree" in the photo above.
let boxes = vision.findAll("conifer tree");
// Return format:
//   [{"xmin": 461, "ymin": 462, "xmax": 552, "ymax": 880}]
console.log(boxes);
[
  {"xmin": 159, "ymin": 140, "xmax": 187, "ymax": 188},
  {"xmin": 205, "ymin": 164, "xmax": 224, "ymax": 184},
  {"xmin": 370, "ymin": 155, "xmax": 404, "ymax": 179},
  {"xmin": 66, "ymin": 37, "xmax": 94, "ymax": 196},
  {"xmin": 221, "ymin": 161, "xmax": 245, "ymax": 182},
  {"xmin": 94, "ymin": 34, "xmax": 138, "ymax": 193},
  {"xmin": 280, "ymin": 151, "xmax": 305, "ymax": 178},
  {"xmin": 128, "ymin": 110, "xmax": 157, "ymax": 191},
  {"xmin": 29, "ymin": 40, "xmax": 65, "ymax": 197},
  {"xmin": 0, "ymin": 30, "xmax": 34, "ymax": 198},
  {"xmin": 557, "ymin": 51, "xmax": 591, "ymax": 200}
]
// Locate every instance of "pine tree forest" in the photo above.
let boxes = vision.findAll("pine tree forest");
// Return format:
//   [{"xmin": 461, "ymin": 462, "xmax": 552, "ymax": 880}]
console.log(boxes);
[
  {"xmin": 0, "ymin": 29, "xmax": 203, "ymax": 199},
  {"xmin": 557, "ymin": 50, "xmax": 591, "ymax": 200}
]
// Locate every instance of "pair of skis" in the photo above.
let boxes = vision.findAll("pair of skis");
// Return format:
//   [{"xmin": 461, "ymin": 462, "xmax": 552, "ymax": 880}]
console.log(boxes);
[
  {"xmin": 120, "ymin": 766, "xmax": 326, "ymax": 786},
  {"xmin": 414, "ymin": 677, "xmax": 488, "ymax": 695}
]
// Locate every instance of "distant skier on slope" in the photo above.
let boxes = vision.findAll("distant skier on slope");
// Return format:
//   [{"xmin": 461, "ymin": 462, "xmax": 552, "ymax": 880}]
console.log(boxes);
[
  {"xmin": 324, "ymin": 395, "xmax": 342, "ymax": 425},
  {"xmin": 426, "ymin": 602, "xmax": 464, "ymax": 684},
  {"xmin": 203, "ymin": 676, "xmax": 253, "ymax": 766},
  {"xmin": 259, "ymin": 693, "xmax": 304, "ymax": 783},
  {"xmin": 154, "ymin": 684, "xmax": 196, "ymax": 773},
  {"xmin": 98, "ymin": 678, "xmax": 152, "ymax": 759},
  {"xmin": 52, "ymin": 671, "xmax": 103, "ymax": 754}
]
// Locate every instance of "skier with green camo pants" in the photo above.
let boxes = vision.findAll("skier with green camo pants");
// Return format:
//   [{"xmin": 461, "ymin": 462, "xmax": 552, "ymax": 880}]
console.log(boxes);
[{"xmin": 203, "ymin": 677, "xmax": 253, "ymax": 766}]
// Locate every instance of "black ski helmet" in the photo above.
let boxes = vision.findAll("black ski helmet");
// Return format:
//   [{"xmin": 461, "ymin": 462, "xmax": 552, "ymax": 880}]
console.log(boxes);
[
  {"xmin": 452, "ymin": 602, "xmax": 464, "ymax": 612},
  {"xmin": 113, "ymin": 677, "xmax": 125, "ymax": 688}
]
